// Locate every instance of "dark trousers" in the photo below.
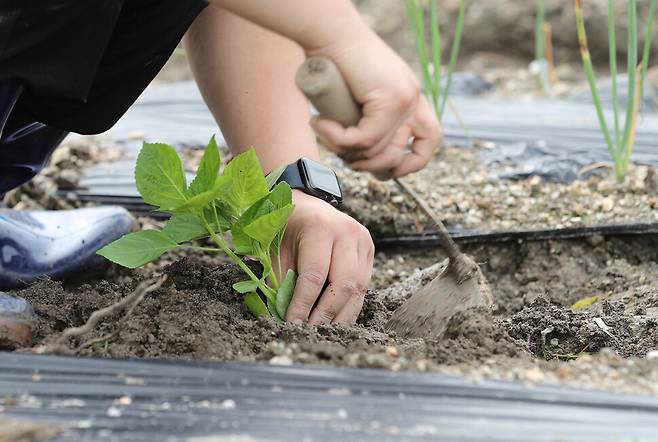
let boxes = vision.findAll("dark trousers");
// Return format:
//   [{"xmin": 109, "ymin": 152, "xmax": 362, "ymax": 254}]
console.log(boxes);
[
  {"xmin": 0, "ymin": 80, "xmax": 68, "ymax": 196},
  {"xmin": 0, "ymin": 0, "xmax": 207, "ymax": 196}
]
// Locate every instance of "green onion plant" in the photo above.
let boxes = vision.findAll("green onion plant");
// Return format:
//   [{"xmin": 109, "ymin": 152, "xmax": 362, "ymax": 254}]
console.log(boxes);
[
  {"xmin": 535, "ymin": 0, "xmax": 554, "ymax": 94},
  {"xmin": 404, "ymin": 0, "xmax": 466, "ymax": 122},
  {"xmin": 575, "ymin": 0, "xmax": 656, "ymax": 182}
]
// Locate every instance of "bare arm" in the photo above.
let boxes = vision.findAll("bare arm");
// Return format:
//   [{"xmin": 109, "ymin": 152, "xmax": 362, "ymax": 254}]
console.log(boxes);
[
  {"xmin": 184, "ymin": 7, "xmax": 374, "ymax": 325},
  {"xmin": 184, "ymin": 8, "xmax": 318, "ymax": 172},
  {"xmin": 201, "ymin": 0, "xmax": 442, "ymax": 178},
  {"xmin": 203, "ymin": 0, "xmax": 368, "ymax": 52}
]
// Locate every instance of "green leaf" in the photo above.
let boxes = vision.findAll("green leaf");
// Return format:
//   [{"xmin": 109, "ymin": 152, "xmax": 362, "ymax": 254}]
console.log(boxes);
[
  {"xmin": 97, "ymin": 230, "xmax": 178, "ymax": 268},
  {"xmin": 188, "ymin": 136, "xmax": 220, "ymax": 196},
  {"xmin": 268, "ymin": 182, "xmax": 293, "ymax": 209},
  {"xmin": 206, "ymin": 201, "xmax": 234, "ymax": 229},
  {"xmin": 172, "ymin": 189, "xmax": 218, "ymax": 213},
  {"xmin": 267, "ymin": 298, "xmax": 283, "ymax": 322},
  {"xmin": 243, "ymin": 204, "xmax": 294, "ymax": 247},
  {"xmin": 135, "ymin": 143, "xmax": 188, "ymax": 211},
  {"xmin": 265, "ymin": 165, "xmax": 286, "ymax": 189},
  {"xmin": 230, "ymin": 197, "xmax": 275, "ymax": 255},
  {"xmin": 275, "ymin": 269, "xmax": 296, "ymax": 320},
  {"xmin": 163, "ymin": 213, "xmax": 208, "ymax": 243},
  {"xmin": 233, "ymin": 280, "xmax": 260, "ymax": 294},
  {"xmin": 266, "ymin": 183, "xmax": 293, "ymax": 258},
  {"xmin": 571, "ymin": 296, "xmax": 600, "ymax": 311},
  {"xmin": 221, "ymin": 149, "xmax": 269, "ymax": 214},
  {"xmin": 244, "ymin": 292, "xmax": 271, "ymax": 318}
]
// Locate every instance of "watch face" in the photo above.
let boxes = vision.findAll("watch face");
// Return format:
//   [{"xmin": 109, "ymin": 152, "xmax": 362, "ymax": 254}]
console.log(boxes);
[{"xmin": 300, "ymin": 158, "xmax": 342, "ymax": 199}]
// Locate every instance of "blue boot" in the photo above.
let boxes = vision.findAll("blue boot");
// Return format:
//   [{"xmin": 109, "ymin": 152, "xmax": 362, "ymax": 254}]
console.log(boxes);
[
  {"xmin": 0, "ymin": 207, "xmax": 136, "ymax": 289},
  {"xmin": 0, "ymin": 79, "xmax": 137, "ymax": 289},
  {"xmin": 0, "ymin": 292, "xmax": 35, "ymax": 348}
]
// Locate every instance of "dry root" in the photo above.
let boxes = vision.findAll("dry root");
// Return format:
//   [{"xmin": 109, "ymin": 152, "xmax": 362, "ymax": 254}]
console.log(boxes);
[{"xmin": 33, "ymin": 277, "xmax": 165, "ymax": 355}]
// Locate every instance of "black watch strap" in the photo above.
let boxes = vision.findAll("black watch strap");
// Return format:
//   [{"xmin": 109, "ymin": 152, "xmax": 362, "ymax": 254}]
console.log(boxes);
[
  {"xmin": 277, "ymin": 161, "xmax": 304, "ymax": 190},
  {"xmin": 276, "ymin": 158, "xmax": 342, "ymax": 206}
]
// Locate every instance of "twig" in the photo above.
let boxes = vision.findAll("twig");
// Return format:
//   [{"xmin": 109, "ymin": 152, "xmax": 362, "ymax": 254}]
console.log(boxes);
[{"xmin": 38, "ymin": 277, "xmax": 165, "ymax": 354}]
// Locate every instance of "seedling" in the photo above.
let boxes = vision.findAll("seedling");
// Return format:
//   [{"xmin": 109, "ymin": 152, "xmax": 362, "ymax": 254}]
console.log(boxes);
[
  {"xmin": 98, "ymin": 137, "xmax": 296, "ymax": 321},
  {"xmin": 404, "ymin": 0, "xmax": 466, "ymax": 122},
  {"xmin": 575, "ymin": 0, "xmax": 656, "ymax": 182},
  {"xmin": 534, "ymin": 0, "xmax": 557, "ymax": 92}
]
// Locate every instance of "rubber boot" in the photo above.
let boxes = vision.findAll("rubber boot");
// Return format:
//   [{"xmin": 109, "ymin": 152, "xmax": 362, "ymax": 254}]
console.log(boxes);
[
  {"xmin": 0, "ymin": 207, "xmax": 137, "ymax": 289},
  {"xmin": 0, "ymin": 292, "xmax": 34, "ymax": 349},
  {"xmin": 0, "ymin": 79, "xmax": 137, "ymax": 288}
]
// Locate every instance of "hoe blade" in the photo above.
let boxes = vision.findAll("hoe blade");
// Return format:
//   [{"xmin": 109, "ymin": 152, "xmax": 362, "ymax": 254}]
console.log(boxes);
[{"xmin": 386, "ymin": 257, "xmax": 493, "ymax": 339}]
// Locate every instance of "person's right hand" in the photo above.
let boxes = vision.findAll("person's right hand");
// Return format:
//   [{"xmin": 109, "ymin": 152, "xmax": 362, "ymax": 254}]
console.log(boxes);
[
  {"xmin": 277, "ymin": 190, "xmax": 374, "ymax": 325},
  {"xmin": 307, "ymin": 31, "xmax": 443, "ymax": 179}
]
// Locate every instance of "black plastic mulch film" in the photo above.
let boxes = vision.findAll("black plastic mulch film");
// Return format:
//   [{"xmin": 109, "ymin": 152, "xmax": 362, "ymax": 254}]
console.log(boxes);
[
  {"xmin": 2, "ymin": 353, "xmax": 658, "ymax": 441},
  {"xmin": 68, "ymin": 79, "xmax": 658, "ymax": 243}
]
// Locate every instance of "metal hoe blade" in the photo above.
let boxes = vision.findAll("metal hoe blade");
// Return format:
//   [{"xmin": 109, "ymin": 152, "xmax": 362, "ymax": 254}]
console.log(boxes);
[{"xmin": 386, "ymin": 255, "xmax": 493, "ymax": 339}]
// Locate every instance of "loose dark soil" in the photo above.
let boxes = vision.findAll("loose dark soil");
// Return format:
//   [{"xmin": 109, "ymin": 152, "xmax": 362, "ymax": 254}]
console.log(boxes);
[{"xmin": 8, "ymin": 234, "xmax": 658, "ymax": 395}]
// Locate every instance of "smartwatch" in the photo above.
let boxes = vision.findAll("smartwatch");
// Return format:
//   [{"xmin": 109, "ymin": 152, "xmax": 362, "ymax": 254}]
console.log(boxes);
[{"xmin": 276, "ymin": 158, "xmax": 343, "ymax": 206}]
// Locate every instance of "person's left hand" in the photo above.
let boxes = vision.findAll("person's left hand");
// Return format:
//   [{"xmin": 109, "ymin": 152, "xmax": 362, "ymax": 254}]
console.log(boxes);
[{"xmin": 276, "ymin": 190, "xmax": 374, "ymax": 325}]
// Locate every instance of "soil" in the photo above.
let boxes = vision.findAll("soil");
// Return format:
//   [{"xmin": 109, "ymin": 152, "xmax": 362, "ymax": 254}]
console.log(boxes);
[
  {"xmin": 337, "ymin": 147, "xmax": 658, "ymax": 238},
  {"xmin": 4, "ymin": 0, "xmax": 658, "ymax": 400},
  {"xmin": 7, "ymin": 234, "xmax": 658, "ymax": 396}
]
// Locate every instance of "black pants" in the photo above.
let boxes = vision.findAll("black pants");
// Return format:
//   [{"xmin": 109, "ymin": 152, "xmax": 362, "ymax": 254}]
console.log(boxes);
[
  {"xmin": 0, "ymin": 0, "xmax": 208, "ymax": 134},
  {"xmin": 0, "ymin": 0, "xmax": 207, "ymax": 195}
]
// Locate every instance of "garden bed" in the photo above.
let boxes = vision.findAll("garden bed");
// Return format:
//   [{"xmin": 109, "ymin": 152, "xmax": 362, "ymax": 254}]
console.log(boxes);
[
  {"xmin": 339, "ymin": 146, "xmax": 658, "ymax": 237},
  {"xmin": 8, "ymin": 231, "xmax": 658, "ymax": 396}
]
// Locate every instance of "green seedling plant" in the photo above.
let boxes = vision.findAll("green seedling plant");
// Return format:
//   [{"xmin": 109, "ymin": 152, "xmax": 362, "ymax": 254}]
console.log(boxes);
[
  {"xmin": 575, "ymin": 0, "xmax": 656, "ymax": 182},
  {"xmin": 404, "ymin": 0, "xmax": 466, "ymax": 122},
  {"xmin": 534, "ymin": 0, "xmax": 553, "ymax": 94},
  {"xmin": 97, "ymin": 137, "xmax": 296, "ymax": 321}
]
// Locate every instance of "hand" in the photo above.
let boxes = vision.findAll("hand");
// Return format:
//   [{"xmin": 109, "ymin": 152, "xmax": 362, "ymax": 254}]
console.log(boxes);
[
  {"xmin": 308, "ymin": 32, "xmax": 443, "ymax": 179},
  {"xmin": 278, "ymin": 191, "xmax": 374, "ymax": 325}
]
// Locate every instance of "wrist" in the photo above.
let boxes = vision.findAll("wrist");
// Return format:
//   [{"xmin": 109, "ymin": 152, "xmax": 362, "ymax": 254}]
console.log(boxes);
[{"xmin": 277, "ymin": 158, "xmax": 342, "ymax": 206}]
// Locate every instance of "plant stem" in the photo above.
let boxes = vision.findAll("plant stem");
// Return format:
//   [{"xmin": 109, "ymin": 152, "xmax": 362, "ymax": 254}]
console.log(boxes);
[
  {"xmin": 430, "ymin": 0, "xmax": 442, "ymax": 107},
  {"xmin": 406, "ymin": 0, "xmax": 437, "ymax": 112},
  {"xmin": 639, "ymin": 0, "xmax": 657, "ymax": 111},
  {"xmin": 620, "ymin": 0, "xmax": 638, "ymax": 172},
  {"xmin": 543, "ymin": 23, "xmax": 558, "ymax": 84},
  {"xmin": 438, "ymin": 0, "xmax": 466, "ymax": 118},
  {"xmin": 607, "ymin": 0, "xmax": 621, "ymax": 149},
  {"xmin": 623, "ymin": 64, "xmax": 643, "ymax": 175},
  {"xmin": 535, "ymin": 0, "xmax": 552, "ymax": 94},
  {"xmin": 574, "ymin": 0, "xmax": 620, "ymax": 180},
  {"xmin": 535, "ymin": 0, "xmax": 546, "ymax": 62},
  {"xmin": 200, "ymin": 214, "xmax": 276, "ymax": 302},
  {"xmin": 184, "ymin": 246, "xmax": 224, "ymax": 253}
]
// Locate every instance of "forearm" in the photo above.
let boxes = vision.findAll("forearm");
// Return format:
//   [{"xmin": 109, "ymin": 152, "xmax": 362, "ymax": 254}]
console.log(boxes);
[
  {"xmin": 203, "ymin": 0, "xmax": 372, "ymax": 53},
  {"xmin": 184, "ymin": 7, "xmax": 320, "ymax": 172}
]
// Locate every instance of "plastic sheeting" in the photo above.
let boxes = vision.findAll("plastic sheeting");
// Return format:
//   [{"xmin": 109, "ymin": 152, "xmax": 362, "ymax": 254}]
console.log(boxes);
[
  {"xmin": 2, "ymin": 353, "xmax": 658, "ymax": 441},
  {"xmin": 77, "ymin": 77, "xmax": 658, "ymax": 191}
]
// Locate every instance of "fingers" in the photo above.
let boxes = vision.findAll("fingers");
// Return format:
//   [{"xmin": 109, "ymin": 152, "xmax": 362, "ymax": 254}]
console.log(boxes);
[
  {"xmin": 311, "ymin": 93, "xmax": 439, "ymax": 178},
  {"xmin": 310, "ymin": 92, "xmax": 416, "ymax": 160},
  {"xmin": 309, "ymin": 224, "xmax": 374, "ymax": 326},
  {"xmin": 281, "ymin": 192, "xmax": 374, "ymax": 326},
  {"xmin": 285, "ymin": 234, "xmax": 333, "ymax": 323},
  {"xmin": 392, "ymin": 96, "xmax": 442, "ymax": 178},
  {"xmin": 332, "ymin": 233, "xmax": 375, "ymax": 324},
  {"xmin": 308, "ymin": 240, "xmax": 360, "ymax": 325},
  {"xmin": 346, "ymin": 124, "xmax": 411, "ymax": 174}
]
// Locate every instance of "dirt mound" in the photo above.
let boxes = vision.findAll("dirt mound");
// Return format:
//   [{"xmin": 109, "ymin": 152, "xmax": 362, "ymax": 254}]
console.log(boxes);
[{"xmin": 7, "ymin": 234, "xmax": 658, "ymax": 394}]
